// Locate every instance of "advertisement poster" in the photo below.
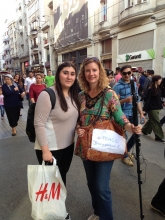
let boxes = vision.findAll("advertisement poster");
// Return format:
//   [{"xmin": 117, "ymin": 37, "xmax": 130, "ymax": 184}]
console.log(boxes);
[{"xmin": 53, "ymin": 0, "xmax": 88, "ymax": 47}]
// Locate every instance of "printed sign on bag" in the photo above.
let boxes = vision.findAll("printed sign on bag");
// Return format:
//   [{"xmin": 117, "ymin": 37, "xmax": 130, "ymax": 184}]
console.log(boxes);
[
  {"xmin": 36, "ymin": 182, "xmax": 61, "ymax": 202},
  {"xmin": 91, "ymin": 129, "xmax": 126, "ymax": 154}
]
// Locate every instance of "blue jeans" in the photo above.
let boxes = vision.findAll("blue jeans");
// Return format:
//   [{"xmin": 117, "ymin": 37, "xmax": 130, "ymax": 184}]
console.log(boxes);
[
  {"xmin": 83, "ymin": 160, "xmax": 114, "ymax": 220},
  {"xmin": 124, "ymin": 116, "xmax": 135, "ymax": 158},
  {"xmin": 0, "ymin": 105, "xmax": 4, "ymax": 117}
]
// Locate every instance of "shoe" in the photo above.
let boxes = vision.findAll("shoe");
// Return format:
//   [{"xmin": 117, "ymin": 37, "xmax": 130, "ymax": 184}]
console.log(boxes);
[
  {"xmin": 151, "ymin": 204, "xmax": 165, "ymax": 217},
  {"xmin": 121, "ymin": 157, "xmax": 134, "ymax": 166},
  {"xmin": 142, "ymin": 131, "xmax": 148, "ymax": 135},
  {"xmin": 155, "ymin": 138, "xmax": 165, "ymax": 143},
  {"xmin": 1, "ymin": 117, "xmax": 4, "ymax": 120},
  {"xmin": 127, "ymin": 152, "xmax": 134, "ymax": 162},
  {"xmin": 65, "ymin": 213, "xmax": 71, "ymax": 220},
  {"xmin": 87, "ymin": 214, "xmax": 99, "ymax": 220}
]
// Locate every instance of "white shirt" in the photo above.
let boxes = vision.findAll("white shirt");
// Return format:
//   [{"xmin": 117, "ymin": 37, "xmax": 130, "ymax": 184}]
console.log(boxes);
[{"xmin": 24, "ymin": 77, "xmax": 36, "ymax": 92}]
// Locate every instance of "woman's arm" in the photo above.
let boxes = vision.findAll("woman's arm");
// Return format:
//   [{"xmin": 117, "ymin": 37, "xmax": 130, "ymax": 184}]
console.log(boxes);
[
  {"xmin": 34, "ymin": 91, "xmax": 52, "ymax": 161},
  {"xmin": 29, "ymin": 85, "xmax": 35, "ymax": 103},
  {"xmin": 143, "ymin": 89, "xmax": 151, "ymax": 112}
]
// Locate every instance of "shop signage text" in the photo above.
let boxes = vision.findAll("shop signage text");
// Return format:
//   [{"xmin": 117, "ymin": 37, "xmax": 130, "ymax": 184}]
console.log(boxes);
[{"xmin": 126, "ymin": 54, "xmax": 141, "ymax": 62}]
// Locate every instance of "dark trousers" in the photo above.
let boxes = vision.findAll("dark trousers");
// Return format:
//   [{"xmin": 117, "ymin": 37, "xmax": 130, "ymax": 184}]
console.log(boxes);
[
  {"xmin": 160, "ymin": 116, "xmax": 165, "ymax": 126},
  {"xmin": 35, "ymin": 143, "xmax": 74, "ymax": 186},
  {"xmin": 151, "ymin": 178, "xmax": 165, "ymax": 212},
  {"xmin": 5, "ymin": 106, "xmax": 20, "ymax": 128}
]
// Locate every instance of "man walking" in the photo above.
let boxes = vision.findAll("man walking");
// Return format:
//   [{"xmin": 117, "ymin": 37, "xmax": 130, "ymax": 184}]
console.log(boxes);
[
  {"xmin": 115, "ymin": 67, "xmax": 122, "ymax": 83},
  {"xmin": 24, "ymin": 71, "xmax": 36, "ymax": 106},
  {"xmin": 45, "ymin": 70, "xmax": 55, "ymax": 87},
  {"xmin": 142, "ymin": 69, "xmax": 154, "ymax": 100},
  {"xmin": 113, "ymin": 65, "xmax": 145, "ymax": 166}
]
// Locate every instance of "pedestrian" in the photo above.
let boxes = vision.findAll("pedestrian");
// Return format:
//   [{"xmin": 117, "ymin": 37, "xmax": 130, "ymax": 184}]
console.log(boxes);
[
  {"xmin": 138, "ymin": 71, "xmax": 146, "ymax": 101},
  {"xmin": 76, "ymin": 57, "xmax": 142, "ymax": 220},
  {"xmin": 142, "ymin": 69, "xmax": 154, "ymax": 100},
  {"xmin": 0, "ymin": 89, "xmax": 5, "ymax": 120},
  {"xmin": 24, "ymin": 71, "xmax": 36, "ymax": 106},
  {"xmin": 29, "ymin": 73, "xmax": 46, "ymax": 103},
  {"xmin": 113, "ymin": 64, "xmax": 145, "ymax": 166},
  {"xmin": 105, "ymin": 69, "xmax": 115, "ymax": 88},
  {"xmin": 45, "ymin": 69, "xmax": 55, "ymax": 87},
  {"xmin": 14, "ymin": 74, "xmax": 24, "ymax": 116},
  {"xmin": 114, "ymin": 67, "xmax": 122, "ymax": 83},
  {"xmin": 151, "ymin": 178, "xmax": 165, "ymax": 217},
  {"xmin": 2, "ymin": 74, "xmax": 25, "ymax": 136},
  {"xmin": 34, "ymin": 62, "xmax": 79, "ymax": 220},
  {"xmin": 142, "ymin": 75, "xmax": 165, "ymax": 143}
]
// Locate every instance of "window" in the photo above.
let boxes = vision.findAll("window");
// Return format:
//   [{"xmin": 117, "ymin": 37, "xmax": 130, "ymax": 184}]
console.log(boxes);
[
  {"xmin": 102, "ymin": 39, "xmax": 112, "ymax": 54},
  {"xmin": 100, "ymin": 0, "xmax": 107, "ymax": 22},
  {"xmin": 124, "ymin": 0, "xmax": 132, "ymax": 9},
  {"xmin": 135, "ymin": 0, "xmax": 147, "ymax": 4},
  {"xmin": 79, "ymin": 48, "xmax": 87, "ymax": 56}
]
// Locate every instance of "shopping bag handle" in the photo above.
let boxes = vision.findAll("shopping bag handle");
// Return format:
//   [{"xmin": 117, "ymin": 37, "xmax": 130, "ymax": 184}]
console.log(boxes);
[{"xmin": 42, "ymin": 157, "xmax": 57, "ymax": 166}]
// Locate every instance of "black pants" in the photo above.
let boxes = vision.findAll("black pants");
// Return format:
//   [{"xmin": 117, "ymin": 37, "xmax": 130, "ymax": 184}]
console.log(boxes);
[
  {"xmin": 35, "ymin": 143, "xmax": 74, "ymax": 186},
  {"xmin": 151, "ymin": 178, "xmax": 165, "ymax": 211},
  {"xmin": 5, "ymin": 106, "xmax": 20, "ymax": 128}
]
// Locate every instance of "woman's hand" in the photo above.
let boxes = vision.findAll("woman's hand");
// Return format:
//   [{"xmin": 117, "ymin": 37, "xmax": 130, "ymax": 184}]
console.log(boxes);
[
  {"xmin": 76, "ymin": 125, "xmax": 85, "ymax": 137},
  {"xmin": 21, "ymin": 92, "xmax": 25, "ymax": 98},
  {"xmin": 42, "ymin": 147, "xmax": 53, "ymax": 163},
  {"xmin": 14, "ymin": 87, "xmax": 19, "ymax": 91},
  {"xmin": 125, "ymin": 123, "xmax": 142, "ymax": 134},
  {"xmin": 131, "ymin": 124, "xmax": 142, "ymax": 134}
]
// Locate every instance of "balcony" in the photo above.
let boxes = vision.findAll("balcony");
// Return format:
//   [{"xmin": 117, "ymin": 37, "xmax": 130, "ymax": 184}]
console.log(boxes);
[
  {"xmin": 32, "ymin": 60, "xmax": 39, "ymax": 65},
  {"xmin": 41, "ymin": 21, "xmax": 50, "ymax": 31},
  {"xmin": 3, "ymin": 36, "xmax": 9, "ymax": 43},
  {"xmin": 30, "ymin": 28, "xmax": 38, "ymax": 35},
  {"xmin": 119, "ymin": 3, "xmax": 154, "ymax": 27},
  {"xmin": 5, "ymin": 55, "xmax": 11, "ymax": 62},
  {"xmin": 31, "ymin": 44, "xmax": 39, "ymax": 51},
  {"xmin": 4, "ymin": 44, "xmax": 10, "ymax": 51}
]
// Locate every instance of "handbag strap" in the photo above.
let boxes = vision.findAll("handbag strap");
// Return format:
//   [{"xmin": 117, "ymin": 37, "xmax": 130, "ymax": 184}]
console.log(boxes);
[{"xmin": 92, "ymin": 89, "xmax": 106, "ymax": 126}]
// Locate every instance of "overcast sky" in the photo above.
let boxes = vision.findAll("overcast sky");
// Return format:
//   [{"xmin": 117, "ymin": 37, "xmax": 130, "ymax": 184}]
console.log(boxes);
[{"xmin": 0, "ymin": 1, "xmax": 16, "ymax": 36}]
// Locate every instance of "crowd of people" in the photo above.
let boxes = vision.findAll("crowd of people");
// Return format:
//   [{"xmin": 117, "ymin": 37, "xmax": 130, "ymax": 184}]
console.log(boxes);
[{"xmin": 0, "ymin": 61, "xmax": 165, "ymax": 219}]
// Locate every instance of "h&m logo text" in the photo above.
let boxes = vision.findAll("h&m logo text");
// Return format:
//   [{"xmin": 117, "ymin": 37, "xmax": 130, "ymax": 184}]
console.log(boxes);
[{"xmin": 35, "ymin": 183, "xmax": 61, "ymax": 202}]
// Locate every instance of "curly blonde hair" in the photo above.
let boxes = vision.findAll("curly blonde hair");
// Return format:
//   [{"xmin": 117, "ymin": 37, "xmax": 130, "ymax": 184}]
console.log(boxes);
[{"xmin": 78, "ymin": 58, "xmax": 109, "ymax": 92}]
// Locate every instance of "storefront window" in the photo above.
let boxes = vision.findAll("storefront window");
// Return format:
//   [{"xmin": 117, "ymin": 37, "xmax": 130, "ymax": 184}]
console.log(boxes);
[{"xmin": 79, "ymin": 48, "xmax": 87, "ymax": 57}]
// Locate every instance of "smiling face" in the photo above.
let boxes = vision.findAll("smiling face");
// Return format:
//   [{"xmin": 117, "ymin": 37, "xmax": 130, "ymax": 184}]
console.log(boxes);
[
  {"xmin": 59, "ymin": 66, "xmax": 76, "ymax": 89},
  {"xmin": 84, "ymin": 62, "xmax": 100, "ymax": 87}
]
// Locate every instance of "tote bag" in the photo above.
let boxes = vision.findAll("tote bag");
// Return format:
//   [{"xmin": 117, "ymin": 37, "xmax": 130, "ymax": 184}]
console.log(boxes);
[{"xmin": 27, "ymin": 158, "xmax": 67, "ymax": 220}]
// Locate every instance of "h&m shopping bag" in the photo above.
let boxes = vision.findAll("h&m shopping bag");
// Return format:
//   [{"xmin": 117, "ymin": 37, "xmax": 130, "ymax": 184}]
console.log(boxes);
[{"xmin": 27, "ymin": 158, "xmax": 67, "ymax": 220}]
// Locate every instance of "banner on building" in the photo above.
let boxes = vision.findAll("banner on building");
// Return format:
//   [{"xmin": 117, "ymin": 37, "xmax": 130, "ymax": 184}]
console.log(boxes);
[
  {"xmin": 117, "ymin": 49, "xmax": 155, "ymax": 63},
  {"xmin": 53, "ymin": 0, "xmax": 88, "ymax": 47}
]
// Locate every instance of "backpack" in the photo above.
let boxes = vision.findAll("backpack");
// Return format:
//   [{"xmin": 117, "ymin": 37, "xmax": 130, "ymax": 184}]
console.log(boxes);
[{"xmin": 26, "ymin": 88, "xmax": 56, "ymax": 142}]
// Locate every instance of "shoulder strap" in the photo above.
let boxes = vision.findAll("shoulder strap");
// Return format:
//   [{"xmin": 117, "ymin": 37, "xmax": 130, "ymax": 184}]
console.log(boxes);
[{"xmin": 44, "ymin": 88, "xmax": 56, "ymax": 110}]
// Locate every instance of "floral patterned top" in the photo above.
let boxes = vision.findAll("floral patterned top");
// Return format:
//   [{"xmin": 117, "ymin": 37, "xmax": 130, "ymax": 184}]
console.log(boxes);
[{"xmin": 78, "ymin": 88, "xmax": 129, "ymax": 127}]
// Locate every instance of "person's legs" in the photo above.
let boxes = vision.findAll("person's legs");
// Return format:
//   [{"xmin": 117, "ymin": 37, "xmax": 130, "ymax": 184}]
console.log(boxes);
[
  {"xmin": 142, "ymin": 118, "xmax": 152, "ymax": 134},
  {"xmin": 151, "ymin": 178, "xmax": 165, "ymax": 216},
  {"xmin": 160, "ymin": 116, "xmax": 165, "ymax": 126},
  {"xmin": 83, "ymin": 160, "xmax": 114, "ymax": 220},
  {"xmin": 0, "ymin": 105, "xmax": 4, "ymax": 118},
  {"xmin": 148, "ymin": 110, "xmax": 164, "ymax": 140}
]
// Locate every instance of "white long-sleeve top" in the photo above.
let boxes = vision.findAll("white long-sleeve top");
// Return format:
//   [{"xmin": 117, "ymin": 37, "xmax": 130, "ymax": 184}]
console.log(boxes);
[{"xmin": 34, "ymin": 86, "xmax": 78, "ymax": 150}]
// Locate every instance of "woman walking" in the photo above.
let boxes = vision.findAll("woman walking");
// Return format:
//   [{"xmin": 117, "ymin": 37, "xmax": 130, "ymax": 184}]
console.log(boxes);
[
  {"xmin": 2, "ymin": 74, "xmax": 25, "ymax": 135},
  {"xmin": 29, "ymin": 73, "xmax": 46, "ymax": 103},
  {"xmin": 34, "ymin": 62, "xmax": 80, "ymax": 220},
  {"xmin": 76, "ymin": 57, "xmax": 141, "ymax": 220},
  {"xmin": 142, "ymin": 75, "xmax": 165, "ymax": 142}
]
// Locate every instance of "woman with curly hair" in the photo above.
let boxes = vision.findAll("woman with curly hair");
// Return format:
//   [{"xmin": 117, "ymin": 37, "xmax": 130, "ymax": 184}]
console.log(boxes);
[
  {"xmin": 142, "ymin": 75, "xmax": 165, "ymax": 143},
  {"xmin": 76, "ymin": 57, "xmax": 141, "ymax": 220}
]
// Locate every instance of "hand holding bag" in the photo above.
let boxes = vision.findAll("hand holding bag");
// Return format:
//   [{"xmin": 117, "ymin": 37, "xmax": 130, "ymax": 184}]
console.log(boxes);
[
  {"xmin": 75, "ymin": 90, "xmax": 127, "ymax": 162},
  {"xmin": 27, "ymin": 157, "xmax": 68, "ymax": 220}
]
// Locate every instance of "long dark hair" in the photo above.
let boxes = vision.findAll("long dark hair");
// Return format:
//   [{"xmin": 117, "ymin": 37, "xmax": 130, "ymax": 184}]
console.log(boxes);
[
  {"xmin": 151, "ymin": 75, "xmax": 162, "ymax": 96},
  {"xmin": 55, "ymin": 61, "xmax": 80, "ymax": 112}
]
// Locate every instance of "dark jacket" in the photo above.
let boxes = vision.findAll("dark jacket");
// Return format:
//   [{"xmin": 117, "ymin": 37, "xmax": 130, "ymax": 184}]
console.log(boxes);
[
  {"xmin": 2, "ymin": 84, "xmax": 24, "ymax": 107},
  {"xmin": 143, "ymin": 88, "xmax": 163, "ymax": 112}
]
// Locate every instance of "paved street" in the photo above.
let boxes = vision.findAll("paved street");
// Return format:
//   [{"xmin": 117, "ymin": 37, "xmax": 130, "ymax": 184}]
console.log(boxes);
[{"xmin": 0, "ymin": 101, "xmax": 165, "ymax": 220}]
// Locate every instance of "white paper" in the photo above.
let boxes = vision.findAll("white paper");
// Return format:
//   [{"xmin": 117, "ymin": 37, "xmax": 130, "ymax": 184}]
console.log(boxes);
[{"xmin": 91, "ymin": 129, "xmax": 126, "ymax": 154}]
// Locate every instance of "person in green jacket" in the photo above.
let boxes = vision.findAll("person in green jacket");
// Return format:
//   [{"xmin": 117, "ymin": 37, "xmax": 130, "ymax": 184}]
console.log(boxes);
[{"xmin": 45, "ymin": 70, "xmax": 55, "ymax": 87}]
